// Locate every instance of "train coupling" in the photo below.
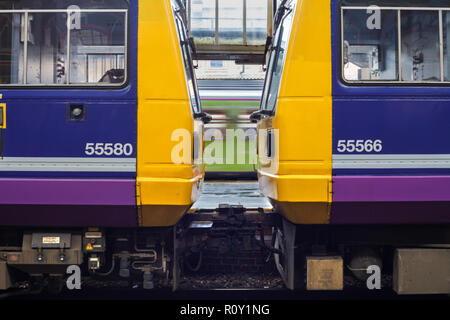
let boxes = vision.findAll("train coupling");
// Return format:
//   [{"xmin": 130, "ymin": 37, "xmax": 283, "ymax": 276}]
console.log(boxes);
[{"xmin": 175, "ymin": 204, "xmax": 276, "ymax": 276}]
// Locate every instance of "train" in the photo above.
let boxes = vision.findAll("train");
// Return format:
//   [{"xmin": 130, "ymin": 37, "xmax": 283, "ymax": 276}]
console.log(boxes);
[
  {"xmin": 251, "ymin": 0, "xmax": 450, "ymax": 293},
  {"xmin": 0, "ymin": 0, "xmax": 449, "ymax": 296},
  {"xmin": 0, "ymin": 0, "xmax": 209, "ymax": 292}
]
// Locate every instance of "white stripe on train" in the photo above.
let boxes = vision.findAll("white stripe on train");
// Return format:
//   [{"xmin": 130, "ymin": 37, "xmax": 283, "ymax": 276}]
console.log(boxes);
[
  {"xmin": 0, "ymin": 157, "xmax": 136, "ymax": 172},
  {"xmin": 333, "ymin": 154, "xmax": 450, "ymax": 169}
]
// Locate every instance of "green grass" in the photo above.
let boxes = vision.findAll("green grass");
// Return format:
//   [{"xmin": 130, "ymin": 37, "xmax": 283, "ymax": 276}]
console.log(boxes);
[
  {"xmin": 201, "ymin": 99, "xmax": 260, "ymax": 173},
  {"xmin": 204, "ymin": 139, "xmax": 257, "ymax": 173}
]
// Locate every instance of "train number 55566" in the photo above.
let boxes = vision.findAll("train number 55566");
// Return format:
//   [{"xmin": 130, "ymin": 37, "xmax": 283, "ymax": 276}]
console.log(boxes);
[
  {"xmin": 85, "ymin": 143, "xmax": 134, "ymax": 156},
  {"xmin": 337, "ymin": 139, "xmax": 383, "ymax": 153}
]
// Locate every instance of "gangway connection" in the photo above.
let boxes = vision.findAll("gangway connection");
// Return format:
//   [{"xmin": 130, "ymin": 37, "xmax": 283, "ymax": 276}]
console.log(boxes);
[{"xmin": 173, "ymin": 203, "xmax": 279, "ymax": 290}]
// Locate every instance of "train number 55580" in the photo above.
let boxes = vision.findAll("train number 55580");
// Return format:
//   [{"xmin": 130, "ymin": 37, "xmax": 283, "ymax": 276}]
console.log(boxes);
[{"xmin": 85, "ymin": 143, "xmax": 134, "ymax": 156}]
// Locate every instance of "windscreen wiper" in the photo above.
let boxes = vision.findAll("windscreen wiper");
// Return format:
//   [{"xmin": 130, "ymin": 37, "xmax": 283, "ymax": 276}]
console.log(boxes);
[
  {"xmin": 263, "ymin": 36, "xmax": 273, "ymax": 63},
  {"xmin": 274, "ymin": 0, "xmax": 291, "ymax": 29},
  {"xmin": 174, "ymin": 0, "xmax": 188, "ymax": 24},
  {"xmin": 195, "ymin": 112, "xmax": 213, "ymax": 124},
  {"xmin": 250, "ymin": 110, "xmax": 274, "ymax": 123}
]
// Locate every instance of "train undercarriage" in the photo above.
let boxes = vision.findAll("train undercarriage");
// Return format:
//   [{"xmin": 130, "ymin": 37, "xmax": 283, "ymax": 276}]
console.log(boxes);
[
  {"xmin": 0, "ymin": 205, "xmax": 274, "ymax": 294},
  {"xmin": 273, "ymin": 218, "xmax": 450, "ymax": 293},
  {"xmin": 1, "ymin": 206, "xmax": 449, "ymax": 295}
]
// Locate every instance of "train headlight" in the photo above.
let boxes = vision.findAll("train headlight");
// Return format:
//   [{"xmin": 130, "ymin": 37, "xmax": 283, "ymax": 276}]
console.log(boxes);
[
  {"xmin": 72, "ymin": 108, "xmax": 83, "ymax": 117},
  {"xmin": 69, "ymin": 104, "xmax": 85, "ymax": 121}
]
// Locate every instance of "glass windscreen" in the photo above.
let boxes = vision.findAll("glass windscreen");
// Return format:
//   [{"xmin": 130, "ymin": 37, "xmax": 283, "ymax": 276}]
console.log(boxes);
[
  {"xmin": 260, "ymin": 9, "xmax": 294, "ymax": 112},
  {"xmin": 174, "ymin": 11, "xmax": 202, "ymax": 114}
]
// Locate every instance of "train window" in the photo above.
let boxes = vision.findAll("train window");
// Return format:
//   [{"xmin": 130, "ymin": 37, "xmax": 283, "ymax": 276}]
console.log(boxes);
[
  {"xmin": 0, "ymin": 0, "xmax": 129, "ymax": 10},
  {"xmin": 261, "ymin": 10, "xmax": 294, "ymax": 112},
  {"xmin": 0, "ymin": 0, "xmax": 128, "ymax": 87},
  {"xmin": 69, "ymin": 12, "xmax": 126, "ymax": 84},
  {"xmin": 442, "ymin": 12, "xmax": 450, "ymax": 81},
  {"xmin": 341, "ymin": 4, "xmax": 450, "ymax": 84},
  {"xmin": 25, "ymin": 12, "xmax": 68, "ymax": 85},
  {"xmin": 401, "ymin": 10, "xmax": 440, "ymax": 82},
  {"xmin": 174, "ymin": 11, "xmax": 202, "ymax": 114},
  {"xmin": 342, "ymin": 9, "xmax": 398, "ymax": 81},
  {"xmin": 341, "ymin": 0, "xmax": 450, "ymax": 7},
  {"xmin": 0, "ymin": 12, "xmax": 68, "ymax": 85},
  {"xmin": 0, "ymin": 13, "xmax": 24, "ymax": 84},
  {"xmin": 260, "ymin": 21, "xmax": 281, "ymax": 111},
  {"xmin": 265, "ymin": 23, "xmax": 286, "ymax": 111}
]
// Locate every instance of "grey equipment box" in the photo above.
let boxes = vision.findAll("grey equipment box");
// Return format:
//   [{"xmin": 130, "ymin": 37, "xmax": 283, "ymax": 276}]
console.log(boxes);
[
  {"xmin": 394, "ymin": 248, "xmax": 450, "ymax": 295},
  {"xmin": 7, "ymin": 234, "xmax": 83, "ymax": 276}
]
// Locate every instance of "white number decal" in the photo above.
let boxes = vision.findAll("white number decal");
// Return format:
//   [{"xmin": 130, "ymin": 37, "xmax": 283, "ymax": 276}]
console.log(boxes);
[
  {"xmin": 355, "ymin": 140, "xmax": 364, "ymax": 152},
  {"xmin": 85, "ymin": 143, "xmax": 134, "ymax": 157},
  {"xmin": 114, "ymin": 143, "xmax": 123, "ymax": 156},
  {"xmin": 337, "ymin": 140, "xmax": 346, "ymax": 153},
  {"xmin": 346, "ymin": 140, "xmax": 356, "ymax": 153},
  {"xmin": 94, "ymin": 143, "xmax": 105, "ymax": 156},
  {"xmin": 373, "ymin": 140, "xmax": 383, "ymax": 152},
  {"xmin": 336, "ymin": 139, "xmax": 383, "ymax": 153},
  {"xmin": 123, "ymin": 144, "xmax": 133, "ymax": 156},
  {"xmin": 85, "ymin": 143, "xmax": 95, "ymax": 156},
  {"xmin": 364, "ymin": 140, "xmax": 374, "ymax": 153},
  {"xmin": 104, "ymin": 143, "xmax": 114, "ymax": 156}
]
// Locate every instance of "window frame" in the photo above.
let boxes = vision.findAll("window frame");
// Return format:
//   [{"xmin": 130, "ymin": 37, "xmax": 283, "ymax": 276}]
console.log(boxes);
[
  {"xmin": 340, "ymin": 5, "xmax": 450, "ymax": 85},
  {"xmin": 260, "ymin": 22, "xmax": 283, "ymax": 111},
  {"xmin": 0, "ymin": 8, "xmax": 129, "ymax": 88},
  {"xmin": 260, "ymin": 7, "xmax": 294, "ymax": 112},
  {"xmin": 173, "ymin": 9, "xmax": 203, "ymax": 115}
]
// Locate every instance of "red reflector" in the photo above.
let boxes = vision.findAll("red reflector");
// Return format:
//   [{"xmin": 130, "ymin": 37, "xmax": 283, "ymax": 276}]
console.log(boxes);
[{"xmin": 8, "ymin": 254, "xmax": 19, "ymax": 262}]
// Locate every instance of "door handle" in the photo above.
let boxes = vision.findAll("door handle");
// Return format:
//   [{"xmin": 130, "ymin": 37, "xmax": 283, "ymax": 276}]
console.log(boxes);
[
  {"xmin": 0, "ymin": 104, "xmax": 5, "ymax": 129},
  {"xmin": 0, "ymin": 94, "xmax": 5, "ymax": 129}
]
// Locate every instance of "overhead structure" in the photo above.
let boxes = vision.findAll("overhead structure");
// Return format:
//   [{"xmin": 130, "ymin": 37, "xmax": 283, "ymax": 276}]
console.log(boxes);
[{"xmin": 185, "ymin": 0, "xmax": 274, "ymax": 63}]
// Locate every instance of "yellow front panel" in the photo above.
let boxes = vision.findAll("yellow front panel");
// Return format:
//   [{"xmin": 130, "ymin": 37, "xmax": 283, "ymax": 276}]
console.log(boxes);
[
  {"xmin": 138, "ymin": 1, "xmax": 187, "ymax": 101},
  {"xmin": 258, "ymin": 0, "xmax": 332, "ymax": 224},
  {"xmin": 137, "ymin": 0, "xmax": 203, "ymax": 227}
]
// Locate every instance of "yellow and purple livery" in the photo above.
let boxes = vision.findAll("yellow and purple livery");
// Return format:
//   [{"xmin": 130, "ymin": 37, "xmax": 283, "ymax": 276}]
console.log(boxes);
[{"xmin": 253, "ymin": 0, "xmax": 450, "ymax": 291}]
